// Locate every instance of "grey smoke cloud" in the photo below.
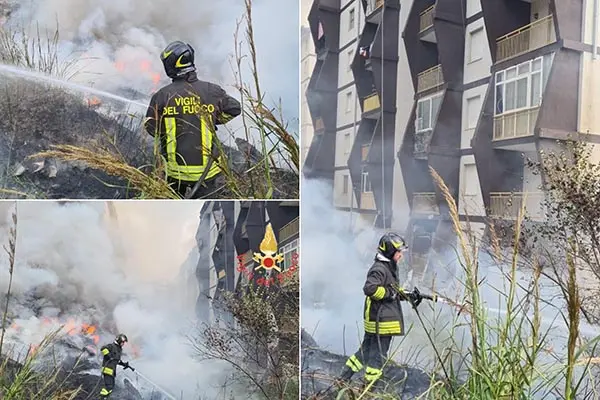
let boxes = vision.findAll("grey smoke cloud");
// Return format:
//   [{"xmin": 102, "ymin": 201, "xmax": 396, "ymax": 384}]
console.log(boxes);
[
  {"xmin": 0, "ymin": 200, "xmax": 241, "ymax": 399},
  {"xmin": 8, "ymin": 0, "xmax": 299, "ymax": 125}
]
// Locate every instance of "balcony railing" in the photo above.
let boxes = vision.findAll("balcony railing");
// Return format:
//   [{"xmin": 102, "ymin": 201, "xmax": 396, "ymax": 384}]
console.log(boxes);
[
  {"xmin": 419, "ymin": 5, "xmax": 435, "ymax": 33},
  {"xmin": 490, "ymin": 192, "xmax": 545, "ymax": 220},
  {"xmin": 496, "ymin": 14, "xmax": 556, "ymax": 62},
  {"xmin": 363, "ymin": 92, "xmax": 381, "ymax": 113},
  {"xmin": 412, "ymin": 192, "xmax": 440, "ymax": 214},
  {"xmin": 279, "ymin": 217, "xmax": 299, "ymax": 243},
  {"xmin": 361, "ymin": 145, "xmax": 370, "ymax": 161},
  {"xmin": 414, "ymin": 129, "xmax": 433, "ymax": 159},
  {"xmin": 417, "ymin": 64, "xmax": 444, "ymax": 93},
  {"xmin": 361, "ymin": 191, "xmax": 376, "ymax": 210},
  {"xmin": 315, "ymin": 117, "xmax": 324, "ymax": 131},
  {"xmin": 493, "ymin": 106, "xmax": 539, "ymax": 141},
  {"xmin": 366, "ymin": 0, "xmax": 384, "ymax": 16}
]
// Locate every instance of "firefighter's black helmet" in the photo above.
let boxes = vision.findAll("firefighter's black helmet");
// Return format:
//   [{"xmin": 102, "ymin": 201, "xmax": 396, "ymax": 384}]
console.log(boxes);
[
  {"xmin": 377, "ymin": 232, "xmax": 408, "ymax": 260},
  {"xmin": 115, "ymin": 333, "xmax": 128, "ymax": 346},
  {"xmin": 160, "ymin": 41, "xmax": 196, "ymax": 79}
]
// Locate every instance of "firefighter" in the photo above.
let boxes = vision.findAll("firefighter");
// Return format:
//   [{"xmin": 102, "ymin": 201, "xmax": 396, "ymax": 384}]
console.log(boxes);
[
  {"xmin": 145, "ymin": 40, "xmax": 241, "ymax": 199},
  {"xmin": 337, "ymin": 232, "xmax": 424, "ymax": 390},
  {"xmin": 99, "ymin": 333, "xmax": 134, "ymax": 398}
]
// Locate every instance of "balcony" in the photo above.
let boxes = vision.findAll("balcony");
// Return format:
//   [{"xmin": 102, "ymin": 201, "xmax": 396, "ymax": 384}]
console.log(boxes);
[
  {"xmin": 414, "ymin": 129, "xmax": 433, "ymax": 159},
  {"xmin": 363, "ymin": 92, "xmax": 381, "ymax": 113},
  {"xmin": 361, "ymin": 145, "xmax": 370, "ymax": 161},
  {"xmin": 315, "ymin": 117, "xmax": 324, "ymax": 132},
  {"xmin": 489, "ymin": 192, "xmax": 545, "ymax": 220},
  {"xmin": 493, "ymin": 106, "xmax": 539, "ymax": 141},
  {"xmin": 496, "ymin": 15, "xmax": 556, "ymax": 63},
  {"xmin": 279, "ymin": 217, "xmax": 299, "ymax": 243},
  {"xmin": 417, "ymin": 64, "xmax": 444, "ymax": 94},
  {"xmin": 366, "ymin": 0, "xmax": 384, "ymax": 17},
  {"xmin": 412, "ymin": 192, "xmax": 440, "ymax": 215},
  {"xmin": 361, "ymin": 191, "xmax": 376, "ymax": 210},
  {"xmin": 419, "ymin": 5, "xmax": 435, "ymax": 33}
]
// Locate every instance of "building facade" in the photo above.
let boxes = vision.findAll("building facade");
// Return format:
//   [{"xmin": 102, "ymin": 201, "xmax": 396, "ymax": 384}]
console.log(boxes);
[
  {"xmin": 304, "ymin": 0, "xmax": 600, "ymax": 252},
  {"xmin": 192, "ymin": 201, "xmax": 299, "ymax": 323},
  {"xmin": 302, "ymin": 26, "xmax": 317, "ymax": 163}
]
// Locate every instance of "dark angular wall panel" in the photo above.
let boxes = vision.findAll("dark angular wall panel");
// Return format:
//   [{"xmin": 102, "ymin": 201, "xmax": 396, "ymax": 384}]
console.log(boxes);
[
  {"xmin": 552, "ymin": 0, "xmax": 583, "ymax": 42},
  {"xmin": 537, "ymin": 49, "xmax": 579, "ymax": 135}
]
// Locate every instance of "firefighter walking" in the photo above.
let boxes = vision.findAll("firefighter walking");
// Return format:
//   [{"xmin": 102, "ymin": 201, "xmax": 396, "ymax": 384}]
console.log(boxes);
[
  {"xmin": 145, "ymin": 40, "xmax": 241, "ymax": 199},
  {"xmin": 99, "ymin": 333, "xmax": 134, "ymax": 398},
  {"xmin": 337, "ymin": 233, "xmax": 424, "ymax": 391}
]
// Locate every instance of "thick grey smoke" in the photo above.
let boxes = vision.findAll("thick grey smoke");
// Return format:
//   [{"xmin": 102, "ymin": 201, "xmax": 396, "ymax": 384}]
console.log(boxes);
[
  {"xmin": 0, "ymin": 201, "xmax": 235, "ymax": 399},
  {"xmin": 7, "ymin": 0, "xmax": 299, "ymax": 123}
]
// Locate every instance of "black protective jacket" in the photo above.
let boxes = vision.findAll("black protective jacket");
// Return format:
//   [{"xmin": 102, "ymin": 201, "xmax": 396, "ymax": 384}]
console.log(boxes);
[
  {"xmin": 144, "ymin": 72, "xmax": 241, "ymax": 182},
  {"xmin": 362, "ymin": 254, "xmax": 406, "ymax": 336},
  {"xmin": 100, "ymin": 342, "xmax": 126, "ymax": 377}
]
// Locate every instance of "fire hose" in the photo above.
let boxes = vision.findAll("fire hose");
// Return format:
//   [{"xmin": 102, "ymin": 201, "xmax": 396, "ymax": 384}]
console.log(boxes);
[
  {"xmin": 389, "ymin": 286, "xmax": 462, "ymax": 396},
  {"xmin": 132, "ymin": 370, "xmax": 178, "ymax": 400}
]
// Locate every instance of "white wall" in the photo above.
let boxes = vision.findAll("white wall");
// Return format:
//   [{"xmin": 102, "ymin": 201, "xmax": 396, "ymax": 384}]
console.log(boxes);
[
  {"xmin": 333, "ymin": 169, "xmax": 356, "ymax": 208},
  {"xmin": 336, "ymin": 87, "xmax": 362, "ymax": 127},
  {"xmin": 335, "ymin": 127, "xmax": 355, "ymax": 167},
  {"xmin": 458, "ymin": 155, "xmax": 486, "ymax": 216},
  {"xmin": 466, "ymin": 0, "xmax": 482, "ymax": 18},
  {"xmin": 463, "ymin": 18, "xmax": 492, "ymax": 84},
  {"xmin": 461, "ymin": 85, "xmax": 487, "ymax": 149},
  {"xmin": 338, "ymin": 44, "xmax": 357, "ymax": 88},
  {"xmin": 391, "ymin": 0, "xmax": 415, "ymax": 230}
]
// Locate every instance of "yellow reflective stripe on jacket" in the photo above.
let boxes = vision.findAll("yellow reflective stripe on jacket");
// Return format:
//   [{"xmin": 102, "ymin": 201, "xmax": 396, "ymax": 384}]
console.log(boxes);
[
  {"xmin": 364, "ymin": 297, "xmax": 403, "ymax": 334},
  {"xmin": 163, "ymin": 116, "xmax": 220, "ymax": 182},
  {"xmin": 102, "ymin": 367, "xmax": 114, "ymax": 376},
  {"xmin": 364, "ymin": 320, "xmax": 402, "ymax": 334},
  {"xmin": 345, "ymin": 355, "xmax": 363, "ymax": 372},
  {"xmin": 101, "ymin": 348, "xmax": 109, "ymax": 355},
  {"xmin": 100, "ymin": 388, "xmax": 111, "ymax": 395},
  {"xmin": 365, "ymin": 366, "xmax": 383, "ymax": 382},
  {"xmin": 372, "ymin": 286, "xmax": 385, "ymax": 301}
]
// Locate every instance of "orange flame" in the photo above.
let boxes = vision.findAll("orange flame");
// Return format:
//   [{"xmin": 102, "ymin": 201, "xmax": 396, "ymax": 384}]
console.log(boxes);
[
  {"xmin": 87, "ymin": 96, "xmax": 102, "ymax": 107},
  {"xmin": 115, "ymin": 61, "xmax": 125, "ymax": 72}
]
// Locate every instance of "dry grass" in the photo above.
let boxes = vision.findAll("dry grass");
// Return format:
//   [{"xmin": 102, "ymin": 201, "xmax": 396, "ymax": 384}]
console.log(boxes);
[{"xmin": 30, "ymin": 144, "xmax": 178, "ymax": 199}]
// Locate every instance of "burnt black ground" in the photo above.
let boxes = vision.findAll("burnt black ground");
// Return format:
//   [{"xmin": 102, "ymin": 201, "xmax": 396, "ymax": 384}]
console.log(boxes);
[{"xmin": 301, "ymin": 330, "xmax": 434, "ymax": 399}]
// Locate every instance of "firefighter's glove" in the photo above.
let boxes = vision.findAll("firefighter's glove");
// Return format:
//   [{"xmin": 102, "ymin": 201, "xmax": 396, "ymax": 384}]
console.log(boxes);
[
  {"xmin": 123, "ymin": 362, "xmax": 135, "ymax": 372},
  {"xmin": 409, "ymin": 287, "xmax": 424, "ymax": 308}
]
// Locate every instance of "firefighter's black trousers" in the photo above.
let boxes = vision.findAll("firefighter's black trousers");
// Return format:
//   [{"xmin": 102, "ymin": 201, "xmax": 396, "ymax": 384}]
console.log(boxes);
[
  {"xmin": 342, "ymin": 332, "xmax": 392, "ymax": 384},
  {"xmin": 100, "ymin": 374, "xmax": 115, "ymax": 398}
]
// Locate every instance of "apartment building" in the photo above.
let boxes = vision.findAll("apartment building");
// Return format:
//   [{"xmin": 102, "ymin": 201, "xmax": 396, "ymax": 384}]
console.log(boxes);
[
  {"xmin": 302, "ymin": 26, "xmax": 317, "ymax": 163},
  {"xmin": 193, "ymin": 201, "xmax": 299, "ymax": 322},
  {"xmin": 304, "ymin": 0, "xmax": 600, "ymax": 252}
]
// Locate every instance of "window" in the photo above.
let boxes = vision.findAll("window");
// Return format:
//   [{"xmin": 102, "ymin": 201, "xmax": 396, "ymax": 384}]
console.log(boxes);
[
  {"xmin": 466, "ymin": 95, "xmax": 481, "ymax": 130},
  {"xmin": 342, "ymin": 175, "xmax": 349, "ymax": 194},
  {"xmin": 416, "ymin": 93, "xmax": 443, "ymax": 132},
  {"xmin": 348, "ymin": 49, "xmax": 353, "ymax": 71},
  {"xmin": 345, "ymin": 91, "xmax": 352, "ymax": 113},
  {"xmin": 349, "ymin": 8, "xmax": 355, "ymax": 30},
  {"xmin": 361, "ymin": 168, "xmax": 372, "ymax": 193},
  {"xmin": 494, "ymin": 54, "xmax": 553, "ymax": 115},
  {"xmin": 468, "ymin": 27, "xmax": 484, "ymax": 63},
  {"xmin": 281, "ymin": 239, "xmax": 298, "ymax": 271},
  {"xmin": 344, "ymin": 132, "xmax": 351, "ymax": 155}
]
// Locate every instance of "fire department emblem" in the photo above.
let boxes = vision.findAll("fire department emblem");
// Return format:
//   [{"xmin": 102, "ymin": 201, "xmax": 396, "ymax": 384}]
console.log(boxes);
[{"xmin": 253, "ymin": 223, "xmax": 284, "ymax": 272}]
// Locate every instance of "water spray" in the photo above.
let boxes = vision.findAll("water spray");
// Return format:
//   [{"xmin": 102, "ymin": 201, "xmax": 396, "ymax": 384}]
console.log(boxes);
[
  {"xmin": 0, "ymin": 63, "xmax": 149, "ymax": 109},
  {"xmin": 133, "ymin": 370, "xmax": 178, "ymax": 400}
]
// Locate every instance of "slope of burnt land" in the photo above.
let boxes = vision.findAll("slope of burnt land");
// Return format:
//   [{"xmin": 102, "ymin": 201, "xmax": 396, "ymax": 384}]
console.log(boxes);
[
  {"xmin": 301, "ymin": 330, "xmax": 434, "ymax": 399},
  {"xmin": 0, "ymin": 77, "xmax": 297, "ymax": 199}
]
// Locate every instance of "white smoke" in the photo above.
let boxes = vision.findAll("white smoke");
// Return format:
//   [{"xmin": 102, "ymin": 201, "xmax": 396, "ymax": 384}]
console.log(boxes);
[
  {"xmin": 0, "ymin": 200, "xmax": 237, "ymax": 399},
  {"xmin": 6, "ymin": 0, "xmax": 299, "ymax": 122}
]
